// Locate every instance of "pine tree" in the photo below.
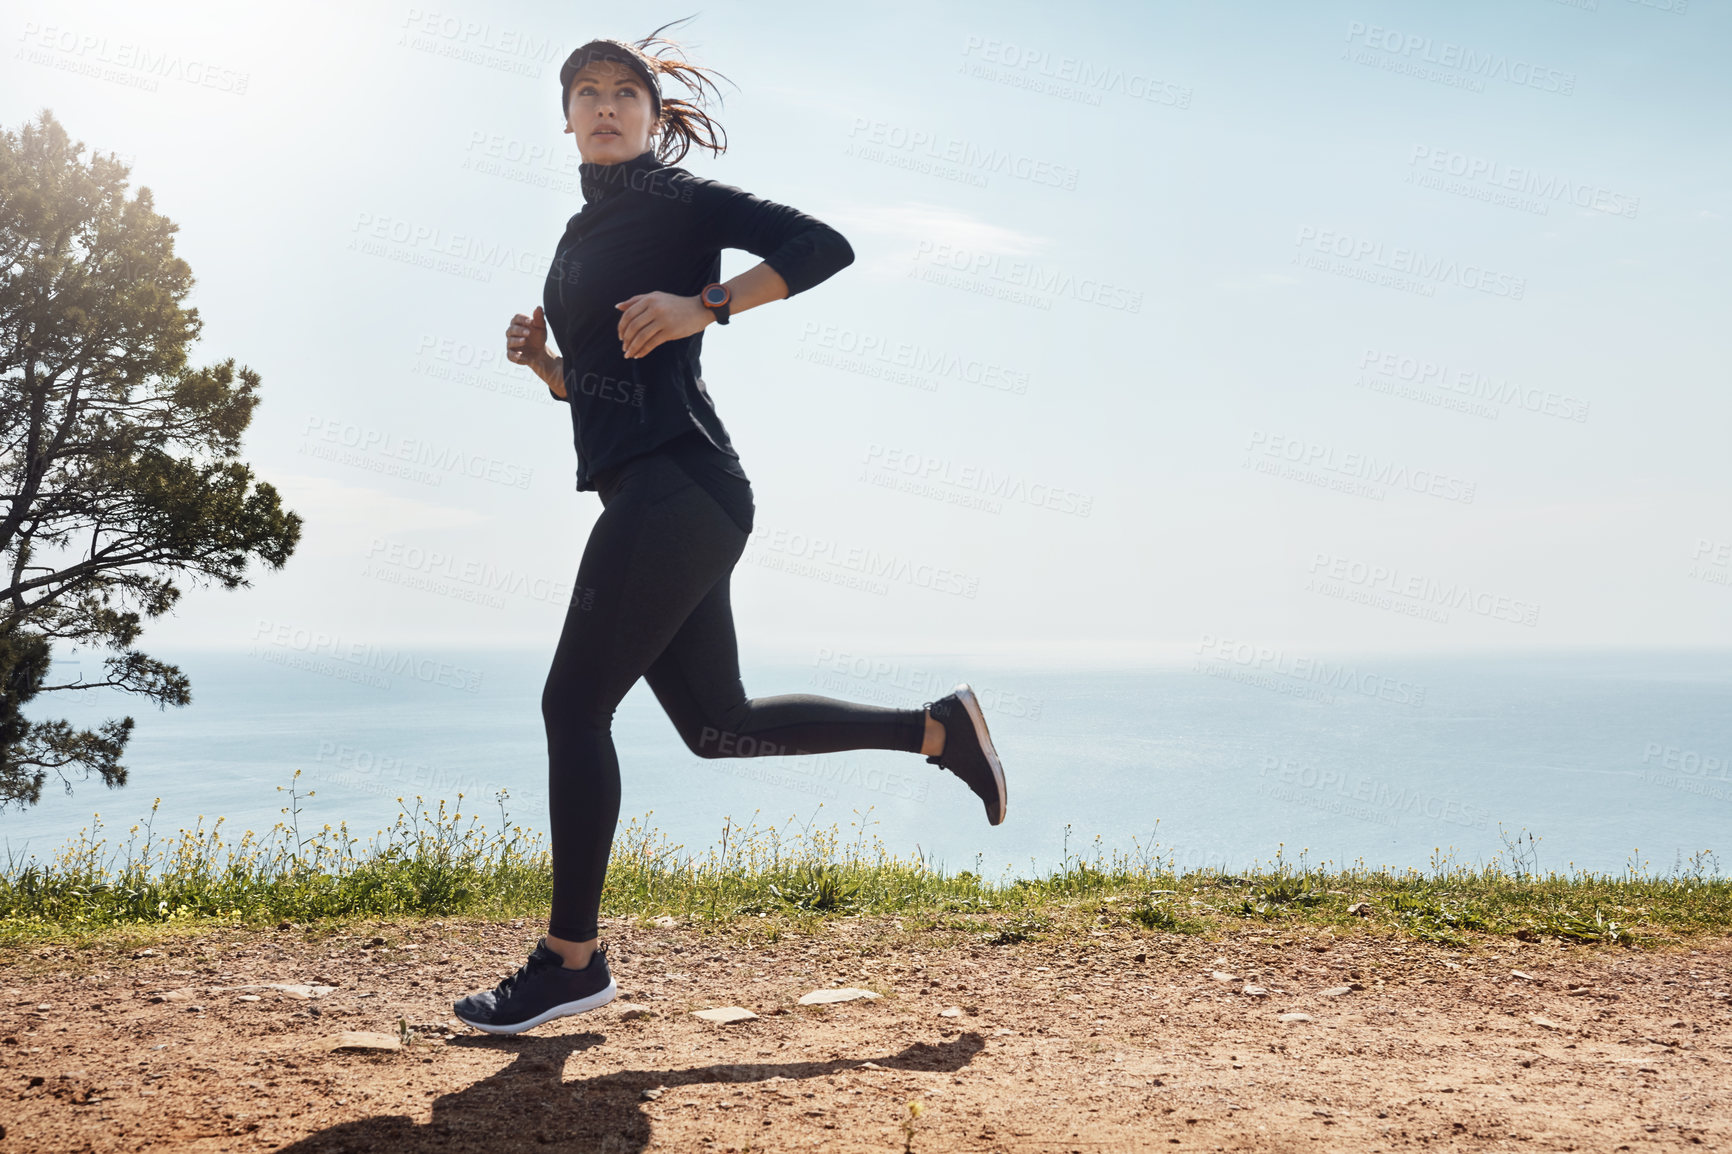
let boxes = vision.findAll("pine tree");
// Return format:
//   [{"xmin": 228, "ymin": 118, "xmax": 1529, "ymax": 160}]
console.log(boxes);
[{"xmin": 0, "ymin": 110, "xmax": 302, "ymax": 809}]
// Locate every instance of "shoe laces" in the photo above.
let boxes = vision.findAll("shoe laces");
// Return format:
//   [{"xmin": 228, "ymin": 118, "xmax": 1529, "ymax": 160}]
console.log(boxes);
[{"xmin": 495, "ymin": 947, "xmax": 558, "ymax": 1001}]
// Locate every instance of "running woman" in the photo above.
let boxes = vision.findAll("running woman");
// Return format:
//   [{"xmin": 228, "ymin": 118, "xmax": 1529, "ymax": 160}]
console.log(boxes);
[{"xmin": 453, "ymin": 25, "xmax": 1007, "ymax": 1036}]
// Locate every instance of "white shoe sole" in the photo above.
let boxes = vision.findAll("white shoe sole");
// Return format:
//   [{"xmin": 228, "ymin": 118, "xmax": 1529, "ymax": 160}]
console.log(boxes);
[
  {"xmin": 953, "ymin": 683, "xmax": 1007, "ymax": 825},
  {"xmin": 456, "ymin": 977, "xmax": 619, "ymax": 1035}
]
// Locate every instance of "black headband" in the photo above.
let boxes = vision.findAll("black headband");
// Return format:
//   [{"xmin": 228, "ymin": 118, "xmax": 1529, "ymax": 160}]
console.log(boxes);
[{"xmin": 559, "ymin": 39, "xmax": 663, "ymax": 124}]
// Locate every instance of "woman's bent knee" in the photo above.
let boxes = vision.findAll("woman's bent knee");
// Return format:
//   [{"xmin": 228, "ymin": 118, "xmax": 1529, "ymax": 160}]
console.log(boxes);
[{"xmin": 543, "ymin": 692, "xmax": 616, "ymax": 735}]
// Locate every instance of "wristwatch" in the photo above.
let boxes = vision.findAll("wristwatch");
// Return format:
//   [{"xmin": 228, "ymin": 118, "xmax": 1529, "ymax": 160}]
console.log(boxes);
[{"xmin": 700, "ymin": 282, "xmax": 731, "ymax": 325}]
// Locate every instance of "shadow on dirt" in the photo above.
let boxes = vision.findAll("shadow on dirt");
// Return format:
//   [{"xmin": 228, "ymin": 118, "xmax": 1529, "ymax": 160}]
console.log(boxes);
[{"xmin": 275, "ymin": 1029, "xmax": 986, "ymax": 1152}]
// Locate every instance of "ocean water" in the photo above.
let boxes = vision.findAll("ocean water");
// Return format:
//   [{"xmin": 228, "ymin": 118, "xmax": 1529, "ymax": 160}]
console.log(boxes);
[{"xmin": 5, "ymin": 647, "xmax": 1730, "ymax": 882}]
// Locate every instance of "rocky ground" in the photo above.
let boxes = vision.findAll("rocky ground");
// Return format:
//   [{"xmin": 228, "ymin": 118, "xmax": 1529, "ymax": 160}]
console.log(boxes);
[{"xmin": 3, "ymin": 917, "xmax": 1730, "ymax": 1152}]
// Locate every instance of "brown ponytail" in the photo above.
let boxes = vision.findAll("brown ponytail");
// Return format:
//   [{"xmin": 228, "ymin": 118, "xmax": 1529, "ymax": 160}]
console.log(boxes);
[{"xmin": 630, "ymin": 16, "xmax": 733, "ymax": 165}]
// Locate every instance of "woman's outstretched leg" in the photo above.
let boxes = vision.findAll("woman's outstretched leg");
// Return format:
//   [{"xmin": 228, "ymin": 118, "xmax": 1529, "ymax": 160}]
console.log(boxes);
[
  {"xmin": 642, "ymin": 571, "xmax": 929, "ymax": 760},
  {"xmin": 642, "ymin": 568, "xmax": 1007, "ymax": 824}
]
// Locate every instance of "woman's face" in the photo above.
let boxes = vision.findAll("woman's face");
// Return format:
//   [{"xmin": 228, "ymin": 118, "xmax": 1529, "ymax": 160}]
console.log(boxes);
[{"xmin": 564, "ymin": 59, "xmax": 655, "ymax": 164}]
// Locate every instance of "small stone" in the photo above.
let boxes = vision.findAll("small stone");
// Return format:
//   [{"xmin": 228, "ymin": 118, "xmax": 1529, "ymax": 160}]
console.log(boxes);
[
  {"xmin": 1530, "ymin": 1015, "xmax": 1560, "ymax": 1030},
  {"xmin": 150, "ymin": 990, "xmax": 195, "ymax": 1004},
  {"xmin": 1320, "ymin": 986, "xmax": 1353, "ymax": 998},
  {"xmin": 1243, "ymin": 985, "xmax": 1270, "ymax": 998},
  {"xmin": 619, "ymin": 1006, "xmax": 654, "ymax": 1021},
  {"xmin": 132, "ymin": 949, "xmax": 157, "ymax": 959},
  {"xmin": 1279, "ymin": 1012, "xmax": 1313, "ymax": 1023},
  {"xmin": 35, "ymin": 1003, "xmax": 51, "ymax": 1012},
  {"xmin": 691, "ymin": 1006, "xmax": 757, "ymax": 1024},
  {"xmin": 1210, "ymin": 970, "xmax": 1238, "ymax": 983},
  {"xmin": 797, "ymin": 988, "xmax": 881, "ymax": 1006},
  {"xmin": 653, "ymin": 916, "xmax": 678, "ymax": 928},
  {"xmin": 271, "ymin": 984, "xmax": 337, "ymax": 1000},
  {"xmin": 939, "ymin": 1006, "xmax": 963, "ymax": 1018},
  {"xmin": 1347, "ymin": 902, "xmax": 1371, "ymax": 917},
  {"xmin": 1511, "ymin": 970, "xmax": 1538, "ymax": 982},
  {"xmin": 236, "ymin": 995, "xmax": 261, "ymax": 1003},
  {"xmin": 184, "ymin": 1005, "xmax": 205, "ymax": 1013},
  {"xmin": 641, "ymin": 1086, "xmax": 664, "ymax": 1101},
  {"xmin": 325, "ymin": 1031, "xmax": 401, "ymax": 1051}
]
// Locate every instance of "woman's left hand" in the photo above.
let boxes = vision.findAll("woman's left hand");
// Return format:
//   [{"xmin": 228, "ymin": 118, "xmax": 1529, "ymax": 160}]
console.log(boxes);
[{"xmin": 616, "ymin": 292, "xmax": 711, "ymax": 359}]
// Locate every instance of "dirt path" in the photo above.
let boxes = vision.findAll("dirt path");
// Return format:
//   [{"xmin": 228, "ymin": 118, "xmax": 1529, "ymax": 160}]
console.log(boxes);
[{"xmin": 4, "ymin": 918, "xmax": 1729, "ymax": 1152}]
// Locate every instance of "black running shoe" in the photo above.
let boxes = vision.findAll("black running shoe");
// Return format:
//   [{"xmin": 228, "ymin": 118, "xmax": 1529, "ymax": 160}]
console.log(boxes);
[
  {"xmin": 925, "ymin": 683, "xmax": 1007, "ymax": 825},
  {"xmin": 453, "ymin": 940, "xmax": 618, "ymax": 1035}
]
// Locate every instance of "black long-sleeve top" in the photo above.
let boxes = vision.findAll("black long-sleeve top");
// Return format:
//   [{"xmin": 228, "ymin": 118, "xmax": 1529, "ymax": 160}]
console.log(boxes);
[{"xmin": 542, "ymin": 147, "xmax": 855, "ymax": 503}]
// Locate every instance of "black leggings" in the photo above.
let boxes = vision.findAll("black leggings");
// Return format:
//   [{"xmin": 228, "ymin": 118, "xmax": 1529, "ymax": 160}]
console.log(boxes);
[{"xmin": 541, "ymin": 449, "xmax": 927, "ymax": 942}]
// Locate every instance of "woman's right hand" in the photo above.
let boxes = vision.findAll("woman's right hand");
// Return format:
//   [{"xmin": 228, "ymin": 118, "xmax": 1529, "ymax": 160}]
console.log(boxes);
[
  {"xmin": 506, "ymin": 305, "xmax": 549, "ymax": 367},
  {"xmin": 506, "ymin": 306, "xmax": 564, "ymax": 398}
]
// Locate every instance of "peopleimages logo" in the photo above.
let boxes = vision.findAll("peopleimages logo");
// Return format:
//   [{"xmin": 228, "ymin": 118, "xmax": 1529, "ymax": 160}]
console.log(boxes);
[
  {"xmin": 957, "ymin": 35, "xmax": 1194, "ymax": 109},
  {"xmin": 363, "ymin": 538, "xmax": 572, "ymax": 607},
  {"xmin": 1689, "ymin": 537, "xmax": 1732, "ymax": 589},
  {"xmin": 910, "ymin": 241, "xmax": 1143, "ymax": 313},
  {"xmin": 1194, "ymin": 635, "xmax": 1426, "ymax": 707},
  {"xmin": 300, "ymin": 416, "xmax": 534, "ymax": 490},
  {"xmin": 396, "ymin": 7, "xmax": 560, "ymax": 76},
  {"xmin": 17, "ymin": 21, "xmax": 251, "ymax": 94},
  {"xmin": 463, "ymin": 129, "xmax": 583, "ymax": 178},
  {"xmin": 350, "ymin": 212, "xmax": 544, "ymax": 279},
  {"xmin": 812, "ymin": 647, "xmax": 1044, "ymax": 721},
  {"xmin": 796, "ymin": 324, "xmax": 1030, "ymax": 395},
  {"xmin": 1406, "ymin": 146, "xmax": 1639, "ymax": 219},
  {"xmin": 1640, "ymin": 741, "xmax": 1731, "ymax": 803},
  {"xmin": 863, "ymin": 444, "xmax": 1093, "ymax": 517},
  {"xmin": 1357, "ymin": 349, "xmax": 1590, "ymax": 424},
  {"xmin": 313, "ymin": 740, "xmax": 546, "ymax": 816},
  {"xmin": 1642, "ymin": 742, "xmax": 1730, "ymax": 781},
  {"xmin": 578, "ymin": 160, "xmax": 694, "ymax": 203},
  {"xmin": 1259, "ymin": 756, "xmax": 1493, "ymax": 832},
  {"xmin": 570, "ymin": 370, "xmax": 645, "ymax": 407},
  {"xmin": 1307, "ymin": 553, "xmax": 1540, "ymax": 627},
  {"xmin": 251, "ymin": 619, "xmax": 484, "ymax": 693},
  {"xmin": 846, "ymin": 118, "xmax": 1080, "ymax": 191},
  {"xmin": 1294, "ymin": 226, "xmax": 1526, "ymax": 300},
  {"xmin": 744, "ymin": 524, "xmax": 980, "ymax": 599},
  {"xmin": 1343, "ymin": 21, "xmax": 1576, "ymax": 95},
  {"xmin": 1244, "ymin": 430, "xmax": 1477, "ymax": 504}
]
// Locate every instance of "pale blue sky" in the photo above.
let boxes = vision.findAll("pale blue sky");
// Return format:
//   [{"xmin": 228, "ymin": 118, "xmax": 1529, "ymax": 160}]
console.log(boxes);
[{"xmin": 6, "ymin": 0, "xmax": 1729, "ymax": 663}]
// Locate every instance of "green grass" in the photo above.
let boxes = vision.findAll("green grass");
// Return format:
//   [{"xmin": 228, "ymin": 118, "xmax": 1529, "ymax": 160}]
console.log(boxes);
[{"xmin": 2, "ymin": 776, "xmax": 1728, "ymax": 951}]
